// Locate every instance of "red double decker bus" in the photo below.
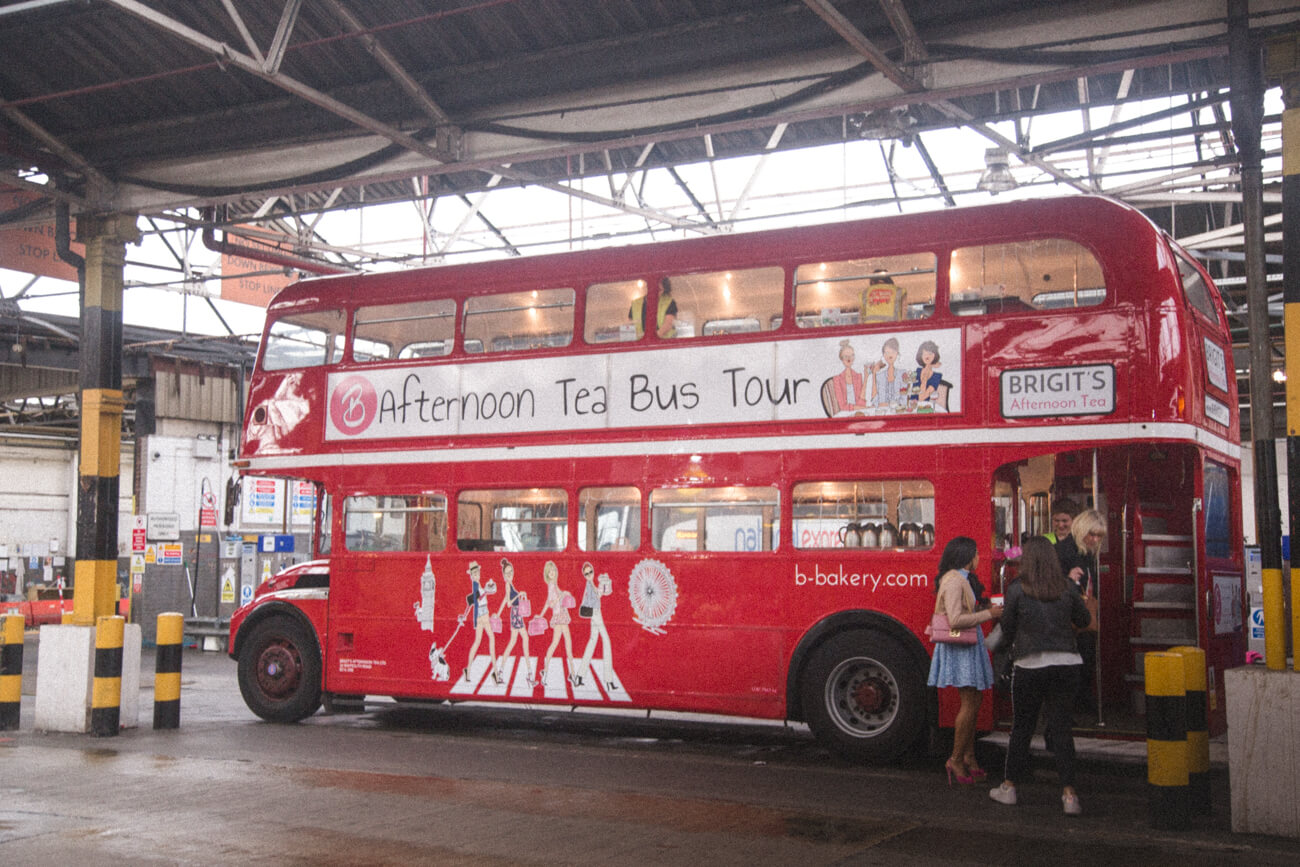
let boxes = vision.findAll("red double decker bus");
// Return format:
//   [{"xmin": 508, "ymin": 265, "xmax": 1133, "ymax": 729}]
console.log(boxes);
[{"xmin": 229, "ymin": 196, "xmax": 1243, "ymax": 760}]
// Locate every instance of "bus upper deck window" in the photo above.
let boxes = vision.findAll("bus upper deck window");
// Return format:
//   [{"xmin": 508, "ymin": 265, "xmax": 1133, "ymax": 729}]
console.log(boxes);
[
  {"xmin": 1175, "ymin": 253, "xmax": 1219, "ymax": 323},
  {"xmin": 794, "ymin": 254, "xmax": 936, "ymax": 328},
  {"xmin": 660, "ymin": 267, "xmax": 783, "ymax": 340},
  {"xmin": 464, "ymin": 288, "xmax": 574, "ymax": 354},
  {"xmin": 585, "ymin": 280, "xmax": 645, "ymax": 344},
  {"xmin": 950, "ymin": 239, "xmax": 1104, "ymax": 316},
  {"xmin": 262, "ymin": 309, "xmax": 345, "ymax": 371},
  {"xmin": 354, "ymin": 299, "xmax": 455, "ymax": 361}
]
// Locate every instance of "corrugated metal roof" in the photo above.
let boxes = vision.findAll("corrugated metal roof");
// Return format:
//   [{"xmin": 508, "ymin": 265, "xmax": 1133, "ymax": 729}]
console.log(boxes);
[
  {"xmin": 0, "ymin": 0, "xmax": 1297, "ymax": 432},
  {"xmin": 1, "ymin": 0, "xmax": 1276, "ymax": 222}
]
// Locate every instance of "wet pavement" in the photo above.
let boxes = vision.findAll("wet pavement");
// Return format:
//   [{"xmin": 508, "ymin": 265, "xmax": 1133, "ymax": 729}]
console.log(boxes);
[{"xmin": 2, "ymin": 632, "xmax": 1299, "ymax": 865}]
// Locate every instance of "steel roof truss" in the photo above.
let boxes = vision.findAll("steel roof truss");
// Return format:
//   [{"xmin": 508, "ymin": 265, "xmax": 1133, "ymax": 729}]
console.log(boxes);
[
  {"xmin": 103, "ymin": 0, "xmax": 450, "ymax": 165},
  {"xmin": 909, "ymin": 133, "xmax": 954, "ymax": 205},
  {"xmin": 218, "ymin": 0, "xmax": 265, "ymax": 66},
  {"xmin": 728, "ymin": 123, "xmax": 789, "ymax": 224},
  {"xmin": 802, "ymin": 0, "xmax": 1087, "ymax": 192},
  {"xmin": 440, "ymin": 175, "xmax": 503, "ymax": 256},
  {"xmin": 323, "ymin": 0, "xmax": 461, "ymax": 158},
  {"xmin": 264, "ymin": 0, "xmax": 304, "ymax": 77},
  {"xmin": 0, "ymin": 103, "xmax": 111, "ymax": 195}
]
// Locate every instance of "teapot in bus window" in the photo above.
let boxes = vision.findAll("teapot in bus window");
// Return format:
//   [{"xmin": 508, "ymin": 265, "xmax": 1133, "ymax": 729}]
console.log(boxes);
[
  {"xmin": 878, "ymin": 521, "xmax": 898, "ymax": 548},
  {"xmin": 860, "ymin": 522, "xmax": 880, "ymax": 548},
  {"xmin": 899, "ymin": 522, "xmax": 921, "ymax": 548},
  {"xmin": 838, "ymin": 523, "xmax": 863, "ymax": 548}
]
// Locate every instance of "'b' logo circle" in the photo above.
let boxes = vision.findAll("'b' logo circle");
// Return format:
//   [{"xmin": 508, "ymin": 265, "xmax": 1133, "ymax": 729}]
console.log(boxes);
[{"xmin": 330, "ymin": 375, "xmax": 377, "ymax": 436}]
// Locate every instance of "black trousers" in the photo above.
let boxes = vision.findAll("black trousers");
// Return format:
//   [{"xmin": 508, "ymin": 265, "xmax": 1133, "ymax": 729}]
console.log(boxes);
[{"xmin": 1003, "ymin": 664, "xmax": 1082, "ymax": 788}]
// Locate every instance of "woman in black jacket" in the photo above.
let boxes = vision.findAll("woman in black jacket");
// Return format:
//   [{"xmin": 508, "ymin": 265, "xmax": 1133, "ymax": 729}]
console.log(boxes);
[{"xmin": 990, "ymin": 536, "xmax": 1092, "ymax": 815}]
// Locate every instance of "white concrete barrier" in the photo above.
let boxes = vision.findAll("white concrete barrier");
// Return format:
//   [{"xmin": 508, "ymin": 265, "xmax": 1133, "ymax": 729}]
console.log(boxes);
[
  {"xmin": 34, "ymin": 623, "xmax": 141, "ymax": 733},
  {"xmin": 1225, "ymin": 666, "xmax": 1299, "ymax": 837}
]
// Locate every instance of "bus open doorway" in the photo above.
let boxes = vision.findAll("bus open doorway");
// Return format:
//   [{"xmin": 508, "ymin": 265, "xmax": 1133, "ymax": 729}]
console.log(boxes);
[{"xmin": 990, "ymin": 444, "xmax": 1243, "ymax": 738}]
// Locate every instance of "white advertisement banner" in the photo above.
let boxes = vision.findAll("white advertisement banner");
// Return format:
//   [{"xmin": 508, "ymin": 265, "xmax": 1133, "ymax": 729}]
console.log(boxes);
[
  {"xmin": 1000, "ymin": 364, "xmax": 1115, "ymax": 418},
  {"xmin": 1203, "ymin": 337, "xmax": 1228, "ymax": 392},
  {"xmin": 325, "ymin": 329, "xmax": 963, "ymax": 441},
  {"xmin": 1204, "ymin": 395, "xmax": 1230, "ymax": 427}
]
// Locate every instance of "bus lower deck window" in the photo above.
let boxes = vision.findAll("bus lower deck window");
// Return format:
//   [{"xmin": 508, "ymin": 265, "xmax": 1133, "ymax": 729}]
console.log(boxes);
[
  {"xmin": 458, "ymin": 488, "xmax": 568, "ymax": 551},
  {"xmin": 792, "ymin": 480, "xmax": 934, "ymax": 550},
  {"xmin": 343, "ymin": 494, "xmax": 447, "ymax": 552},
  {"xmin": 578, "ymin": 487, "xmax": 641, "ymax": 551},
  {"xmin": 650, "ymin": 486, "xmax": 778, "ymax": 553}
]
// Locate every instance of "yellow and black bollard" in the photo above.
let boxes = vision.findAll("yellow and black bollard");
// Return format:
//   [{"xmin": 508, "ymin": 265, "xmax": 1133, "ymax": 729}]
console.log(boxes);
[
  {"xmin": 1170, "ymin": 646, "xmax": 1211, "ymax": 815},
  {"xmin": 153, "ymin": 612, "xmax": 183, "ymax": 730},
  {"xmin": 1, "ymin": 613, "xmax": 23, "ymax": 730},
  {"xmin": 1145, "ymin": 650, "xmax": 1190, "ymax": 830},
  {"xmin": 91, "ymin": 615, "xmax": 125, "ymax": 737}
]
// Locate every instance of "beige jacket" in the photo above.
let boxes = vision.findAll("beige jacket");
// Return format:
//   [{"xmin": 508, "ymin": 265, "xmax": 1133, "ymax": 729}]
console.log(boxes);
[{"xmin": 934, "ymin": 570, "xmax": 993, "ymax": 629}]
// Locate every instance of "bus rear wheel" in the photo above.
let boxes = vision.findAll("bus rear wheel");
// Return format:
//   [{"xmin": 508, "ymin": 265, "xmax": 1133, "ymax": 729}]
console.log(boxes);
[
  {"xmin": 237, "ymin": 616, "xmax": 322, "ymax": 723},
  {"xmin": 802, "ymin": 629, "xmax": 924, "ymax": 762}
]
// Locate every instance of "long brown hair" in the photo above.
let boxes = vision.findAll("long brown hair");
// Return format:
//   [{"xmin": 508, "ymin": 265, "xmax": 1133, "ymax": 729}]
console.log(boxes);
[{"xmin": 1018, "ymin": 536, "xmax": 1069, "ymax": 601}]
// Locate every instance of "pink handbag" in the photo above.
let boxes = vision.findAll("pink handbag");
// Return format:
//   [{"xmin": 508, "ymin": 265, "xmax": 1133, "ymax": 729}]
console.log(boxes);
[
  {"xmin": 489, "ymin": 615, "xmax": 502, "ymax": 633},
  {"xmin": 561, "ymin": 591, "xmax": 576, "ymax": 609},
  {"xmin": 527, "ymin": 615, "xmax": 547, "ymax": 636},
  {"xmin": 925, "ymin": 612, "xmax": 977, "ymax": 645},
  {"xmin": 517, "ymin": 593, "xmax": 532, "ymax": 618}
]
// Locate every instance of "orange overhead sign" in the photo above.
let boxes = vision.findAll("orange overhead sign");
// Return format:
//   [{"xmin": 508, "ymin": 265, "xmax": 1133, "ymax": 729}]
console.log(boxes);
[
  {"xmin": 0, "ymin": 190, "xmax": 82, "ymax": 282},
  {"xmin": 219, "ymin": 226, "xmax": 296, "ymax": 308}
]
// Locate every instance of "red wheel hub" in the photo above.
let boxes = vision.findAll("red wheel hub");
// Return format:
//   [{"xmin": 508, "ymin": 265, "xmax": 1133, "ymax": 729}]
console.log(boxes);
[
  {"xmin": 256, "ymin": 641, "xmax": 301, "ymax": 699},
  {"xmin": 852, "ymin": 676, "xmax": 888, "ymax": 714}
]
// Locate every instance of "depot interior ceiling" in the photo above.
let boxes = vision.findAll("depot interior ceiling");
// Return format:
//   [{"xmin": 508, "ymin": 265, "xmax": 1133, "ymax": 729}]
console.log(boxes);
[{"xmin": 2, "ymin": 0, "xmax": 1300, "ymax": 438}]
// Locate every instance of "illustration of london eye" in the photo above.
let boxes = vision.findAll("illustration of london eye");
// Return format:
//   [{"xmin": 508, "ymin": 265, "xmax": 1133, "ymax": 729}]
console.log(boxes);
[{"xmin": 628, "ymin": 559, "xmax": 678, "ymax": 635}]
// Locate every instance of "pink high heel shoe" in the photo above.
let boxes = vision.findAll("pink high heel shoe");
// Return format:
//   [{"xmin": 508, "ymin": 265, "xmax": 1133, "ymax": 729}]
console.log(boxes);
[{"xmin": 945, "ymin": 759, "xmax": 974, "ymax": 786}]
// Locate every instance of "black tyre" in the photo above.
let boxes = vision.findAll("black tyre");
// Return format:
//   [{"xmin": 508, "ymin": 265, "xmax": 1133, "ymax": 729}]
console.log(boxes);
[
  {"xmin": 237, "ymin": 615, "xmax": 322, "ymax": 723},
  {"xmin": 801, "ymin": 629, "xmax": 925, "ymax": 762}
]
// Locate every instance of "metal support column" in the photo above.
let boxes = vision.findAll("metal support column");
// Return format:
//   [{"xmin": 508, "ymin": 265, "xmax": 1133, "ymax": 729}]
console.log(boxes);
[
  {"xmin": 1268, "ymin": 34, "xmax": 1300, "ymax": 671},
  {"xmin": 72, "ymin": 213, "xmax": 139, "ymax": 626},
  {"xmin": 1231, "ymin": 1, "xmax": 1285, "ymax": 669}
]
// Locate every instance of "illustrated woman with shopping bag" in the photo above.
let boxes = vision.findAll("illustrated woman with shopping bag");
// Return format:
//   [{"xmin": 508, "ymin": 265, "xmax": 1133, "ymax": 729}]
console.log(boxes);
[
  {"xmin": 460, "ymin": 561, "xmax": 499, "ymax": 685},
  {"xmin": 494, "ymin": 558, "xmax": 532, "ymax": 686},
  {"xmin": 535, "ymin": 560, "xmax": 575, "ymax": 688},
  {"xmin": 573, "ymin": 563, "xmax": 615, "ymax": 690}
]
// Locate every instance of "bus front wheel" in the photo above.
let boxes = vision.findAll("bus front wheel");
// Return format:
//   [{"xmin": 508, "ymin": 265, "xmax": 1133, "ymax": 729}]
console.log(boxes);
[
  {"xmin": 801, "ymin": 629, "xmax": 924, "ymax": 762},
  {"xmin": 237, "ymin": 616, "xmax": 322, "ymax": 723}
]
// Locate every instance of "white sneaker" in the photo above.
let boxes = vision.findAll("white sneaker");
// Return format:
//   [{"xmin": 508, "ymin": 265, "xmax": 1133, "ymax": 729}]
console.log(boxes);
[
  {"xmin": 989, "ymin": 783, "xmax": 1017, "ymax": 805},
  {"xmin": 1062, "ymin": 793, "xmax": 1082, "ymax": 815}
]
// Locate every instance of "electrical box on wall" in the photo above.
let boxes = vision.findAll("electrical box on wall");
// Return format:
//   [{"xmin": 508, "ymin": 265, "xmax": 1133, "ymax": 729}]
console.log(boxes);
[{"xmin": 259, "ymin": 534, "xmax": 294, "ymax": 553}]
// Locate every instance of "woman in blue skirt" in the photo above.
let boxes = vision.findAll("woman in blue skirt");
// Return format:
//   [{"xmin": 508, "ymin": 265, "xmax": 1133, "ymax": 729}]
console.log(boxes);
[{"xmin": 928, "ymin": 536, "xmax": 1002, "ymax": 784}]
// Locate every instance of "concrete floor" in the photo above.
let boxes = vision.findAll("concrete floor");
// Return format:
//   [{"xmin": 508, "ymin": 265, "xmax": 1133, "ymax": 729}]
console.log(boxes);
[{"xmin": 2, "ymin": 633, "xmax": 1297, "ymax": 865}]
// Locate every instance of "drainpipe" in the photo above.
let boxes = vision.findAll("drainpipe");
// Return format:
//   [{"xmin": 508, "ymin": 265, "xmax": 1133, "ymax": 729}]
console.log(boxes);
[
  {"xmin": 54, "ymin": 199, "xmax": 85, "ymax": 286},
  {"xmin": 201, "ymin": 210, "xmax": 350, "ymax": 276}
]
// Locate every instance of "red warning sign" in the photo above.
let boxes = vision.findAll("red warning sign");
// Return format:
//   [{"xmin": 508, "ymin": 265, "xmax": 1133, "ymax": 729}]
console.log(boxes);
[{"xmin": 0, "ymin": 190, "xmax": 82, "ymax": 282}]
